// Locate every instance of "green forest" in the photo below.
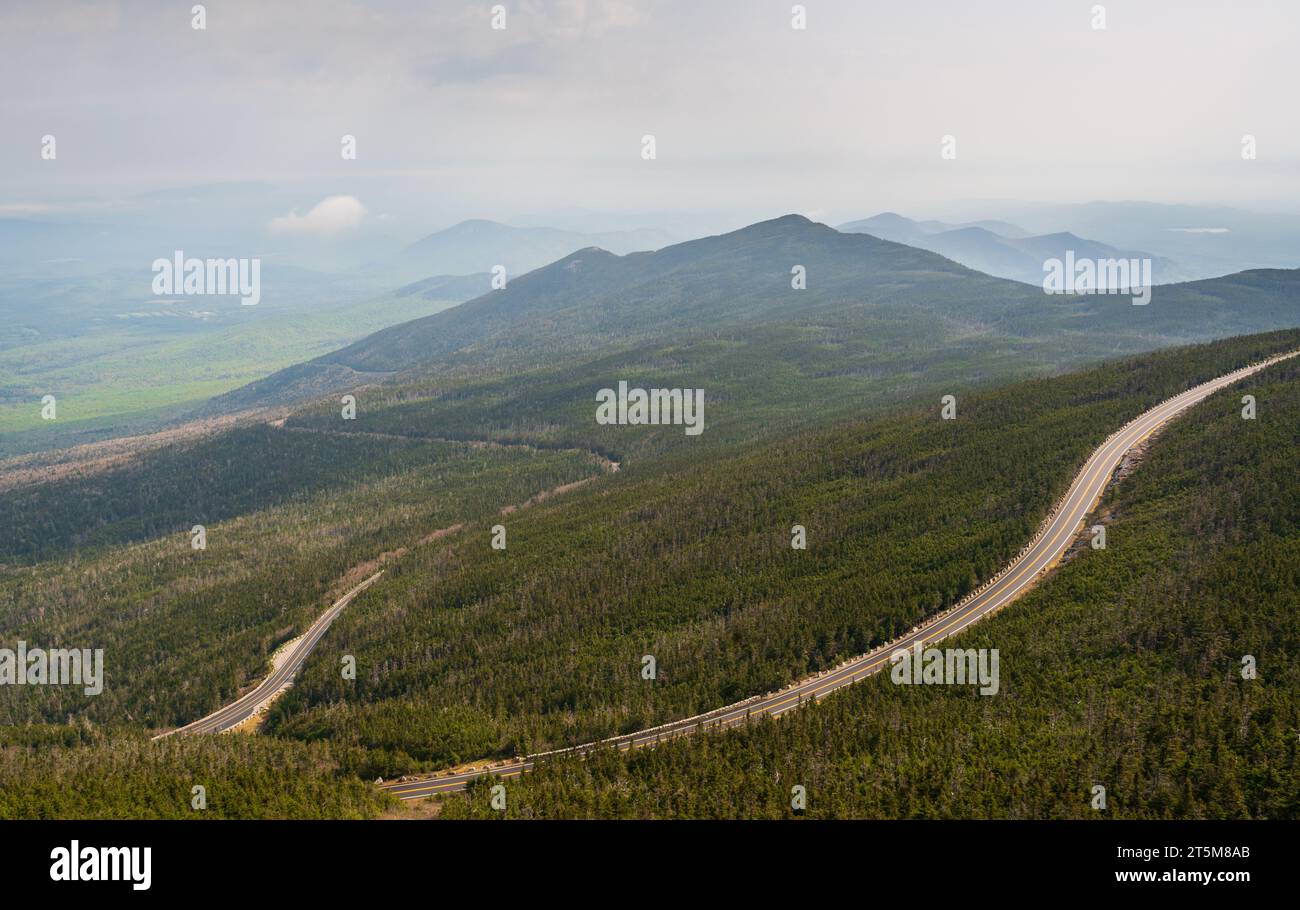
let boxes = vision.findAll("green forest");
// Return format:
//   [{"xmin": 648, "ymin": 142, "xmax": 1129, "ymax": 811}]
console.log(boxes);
[
  {"xmin": 439, "ymin": 348, "xmax": 1300, "ymax": 819},
  {"xmin": 0, "ymin": 437, "xmax": 600, "ymax": 728},
  {"xmin": 2, "ymin": 328, "xmax": 1298, "ymax": 818}
]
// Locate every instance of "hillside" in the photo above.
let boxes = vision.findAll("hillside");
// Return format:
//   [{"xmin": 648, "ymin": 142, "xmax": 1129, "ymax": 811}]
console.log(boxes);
[
  {"xmin": 839, "ymin": 212, "xmax": 1189, "ymax": 285},
  {"xmin": 210, "ymin": 214, "xmax": 1300, "ymax": 417},
  {"xmin": 258, "ymin": 331, "xmax": 1300, "ymax": 775},
  {"xmin": 3, "ymin": 329, "xmax": 1298, "ymax": 817},
  {"xmin": 430, "ymin": 342, "xmax": 1300, "ymax": 819},
  {"xmin": 212, "ymin": 215, "xmax": 983, "ymax": 409}
]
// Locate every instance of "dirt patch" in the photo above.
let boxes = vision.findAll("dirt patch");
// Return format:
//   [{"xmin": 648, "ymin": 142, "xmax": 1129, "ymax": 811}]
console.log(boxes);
[
  {"xmin": 416, "ymin": 522, "xmax": 465, "ymax": 547},
  {"xmin": 332, "ymin": 523, "xmax": 466, "ymax": 594},
  {"xmin": 500, "ymin": 476, "xmax": 601, "ymax": 515},
  {"xmin": 381, "ymin": 798, "xmax": 445, "ymax": 819}
]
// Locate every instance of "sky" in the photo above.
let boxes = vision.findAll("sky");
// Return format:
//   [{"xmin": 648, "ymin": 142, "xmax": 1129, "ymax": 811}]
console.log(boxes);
[{"xmin": 2, "ymin": 0, "xmax": 1298, "ymax": 239}]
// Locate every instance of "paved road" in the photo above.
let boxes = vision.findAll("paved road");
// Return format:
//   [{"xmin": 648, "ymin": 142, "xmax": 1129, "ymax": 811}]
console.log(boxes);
[
  {"xmin": 383, "ymin": 352, "xmax": 1297, "ymax": 800},
  {"xmin": 154, "ymin": 571, "xmax": 383, "ymax": 738}
]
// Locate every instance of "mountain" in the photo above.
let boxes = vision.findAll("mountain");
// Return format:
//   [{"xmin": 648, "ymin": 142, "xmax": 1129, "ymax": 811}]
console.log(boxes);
[
  {"xmin": 212, "ymin": 214, "xmax": 1300, "ymax": 413},
  {"xmin": 377, "ymin": 219, "xmax": 676, "ymax": 285},
  {"xmin": 839, "ymin": 212, "xmax": 935, "ymax": 244},
  {"xmin": 209, "ymin": 214, "xmax": 1000, "ymax": 408},
  {"xmin": 916, "ymin": 217, "xmax": 1033, "ymax": 239},
  {"xmin": 391, "ymin": 272, "xmax": 494, "ymax": 301},
  {"xmin": 958, "ymin": 201, "xmax": 1300, "ymax": 280},
  {"xmin": 839, "ymin": 212, "xmax": 1034, "ymax": 242},
  {"xmin": 838, "ymin": 213, "xmax": 1187, "ymax": 286}
]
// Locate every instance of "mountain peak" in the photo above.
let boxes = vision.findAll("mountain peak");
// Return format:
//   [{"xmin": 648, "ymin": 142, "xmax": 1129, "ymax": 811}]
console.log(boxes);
[
  {"xmin": 557, "ymin": 244, "xmax": 616, "ymax": 260},
  {"xmin": 868, "ymin": 212, "xmax": 915, "ymax": 225},
  {"xmin": 767, "ymin": 213, "xmax": 815, "ymax": 226},
  {"xmin": 724, "ymin": 213, "xmax": 828, "ymax": 240},
  {"xmin": 442, "ymin": 218, "xmax": 510, "ymax": 233}
]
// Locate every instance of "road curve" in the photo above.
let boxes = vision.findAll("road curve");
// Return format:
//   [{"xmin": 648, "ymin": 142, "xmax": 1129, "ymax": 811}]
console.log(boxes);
[
  {"xmin": 154, "ymin": 571, "xmax": 384, "ymax": 739},
  {"xmin": 383, "ymin": 351, "xmax": 1298, "ymax": 800}
]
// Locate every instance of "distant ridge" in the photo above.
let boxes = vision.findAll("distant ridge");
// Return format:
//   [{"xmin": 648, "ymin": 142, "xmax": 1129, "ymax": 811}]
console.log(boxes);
[
  {"xmin": 374, "ymin": 218, "xmax": 676, "ymax": 285},
  {"xmin": 839, "ymin": 212, "xmax": 1190, "ymax": 285},
  {"xmin": 208, "ymin": 214, "xmax": 1300, "ymax": 413}
]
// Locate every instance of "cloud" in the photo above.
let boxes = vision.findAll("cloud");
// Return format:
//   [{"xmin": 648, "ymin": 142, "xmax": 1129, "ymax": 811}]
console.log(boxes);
[
  {"xmin": 0, "ymin": 202, "xmax": 55, "ymax": 215},
  {"xmin": 268, "ymin": 195, "xmax": 367, "ymax": 236},
  {"xmin": 4, "ymin": 1, "xmax": 1298, "ymax": 214}
]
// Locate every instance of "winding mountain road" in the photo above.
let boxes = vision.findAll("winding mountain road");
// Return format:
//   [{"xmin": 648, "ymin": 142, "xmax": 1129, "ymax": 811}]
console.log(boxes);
[
  {"xmin": 383, "ymin": 350, "xmax": 1297, "ymax": 801},
  {"xmin": 154, "ymin": 436, "xmax": 615, "ymax": 741},
  {"xmin": 154, "ymin": 571, "xmax": 384, "ymax": 738}
]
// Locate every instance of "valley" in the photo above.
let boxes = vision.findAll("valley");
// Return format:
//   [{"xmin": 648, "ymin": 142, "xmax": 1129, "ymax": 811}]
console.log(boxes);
[{"xmin": 4, "ymin": 308, "xmax": 1298, "ymax": 815}]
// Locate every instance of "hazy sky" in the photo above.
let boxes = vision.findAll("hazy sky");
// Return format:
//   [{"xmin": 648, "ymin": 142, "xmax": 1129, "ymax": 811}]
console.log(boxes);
[{"xmin": 2, "ymin": 0, "xmax": 1298, "ymax": 236}]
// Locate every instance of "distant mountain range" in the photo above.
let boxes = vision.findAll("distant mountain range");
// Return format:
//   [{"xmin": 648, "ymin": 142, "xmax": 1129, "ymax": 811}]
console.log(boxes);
[
  {"xmin": 0, "ymin": 213, "xmax": 676, "ymax": 288},
  {"xmin": 942, "ymin": 201, "xmax": 1300, "ymax": 280},
  {"xmin": 838, "ymin": 213, "xmax": 1190, "ymax": 286},
  {"xmin": 375, "ymin": 219, "xmax": 677, "ymax": 285},
  {"xmin": 211, "ymin": 214, "xmax": 1300, "ymax": 413}
]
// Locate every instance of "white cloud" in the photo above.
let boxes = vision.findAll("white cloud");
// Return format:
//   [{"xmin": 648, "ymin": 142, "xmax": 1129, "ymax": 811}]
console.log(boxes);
[
  {"xmin": 0, "ymin": 202, "xmax": 54, "ymax": 215},
  {"xmin": 268, "ymin": 195, "xmax": 367, "ymax": 236}
]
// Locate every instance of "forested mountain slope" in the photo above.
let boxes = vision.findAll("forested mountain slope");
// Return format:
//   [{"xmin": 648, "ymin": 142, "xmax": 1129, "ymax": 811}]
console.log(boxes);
[
  {"xmin": 261, "ymin": 331, "xmax": 1300, "ymax": 779},
  {"xmin": 0, "ymin": 726, "xmax": 388, "ymax": 819},
  {"xmin": 0, "ymin": 439, "xmax": 599, "ymax": 728},
  {"xmin": 3, "ymin": 330, "xmax": 1297, "ymax": 818},
  {"xmin": 437, "ymin": 344, "xmax": 1300, "ymax": 819}
]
